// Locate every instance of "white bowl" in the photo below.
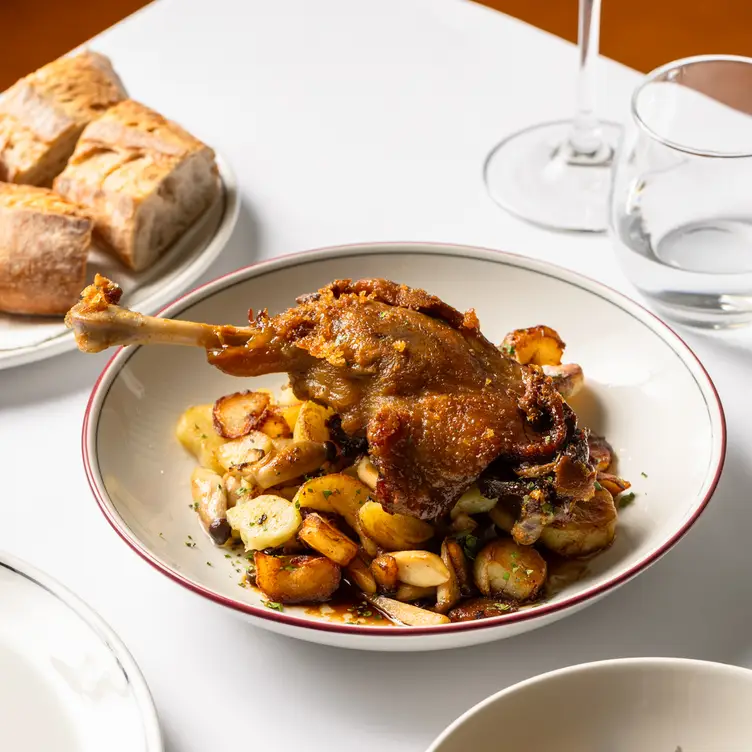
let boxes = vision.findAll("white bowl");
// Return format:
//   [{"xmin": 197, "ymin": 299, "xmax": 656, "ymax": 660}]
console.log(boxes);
[
  {"xmin": 83, "ymin": 242, "xmax": 725, "ymax": 651},
  {"xmin": 0, "ymin": 553, "xmax": 162, "ymax": 751},
  {"xmin": 427, "ymin": 658, "xmax": 752, "ymax": 751}
]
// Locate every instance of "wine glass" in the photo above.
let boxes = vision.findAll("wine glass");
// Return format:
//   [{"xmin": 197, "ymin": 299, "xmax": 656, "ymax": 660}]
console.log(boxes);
[{"xmin": 483, "ymin": 0, "xmax": 619, "ymax": 233}]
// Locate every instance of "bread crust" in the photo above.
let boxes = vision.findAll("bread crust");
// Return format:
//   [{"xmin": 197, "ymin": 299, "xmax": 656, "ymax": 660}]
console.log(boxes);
[
  {"xmin": 0, "ymin": 183, "xmax": 92, "ymax": 315},
  {"xmin": 0, "ymin": 51, "xmax": 127, "ymax": 186},
  {"xmin": 54, "ymin": 99, "xmax": 219, "ymax": 271}
]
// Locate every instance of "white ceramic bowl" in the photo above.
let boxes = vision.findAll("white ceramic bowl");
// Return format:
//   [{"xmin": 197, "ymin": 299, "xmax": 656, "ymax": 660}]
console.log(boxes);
[
  {"xmin": 427, "ymin": 658, "xmax": 752, "ymax": 751},
  {"xmin": 83, "ymin": 242, "xmax": 725, "ymax": 651},
  {"xmin": 0, "ymin": 553, "xmax": 162, "ymax": 751}
]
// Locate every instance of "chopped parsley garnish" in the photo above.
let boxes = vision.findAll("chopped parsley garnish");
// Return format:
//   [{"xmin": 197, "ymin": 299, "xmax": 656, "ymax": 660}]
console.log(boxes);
[
  {"xmin": 456, "ymin": 532, "xmax": 479, "ymax": 560},
  {"xmin": 502, "ymin": 572, "xmax": 511, "ymax": 581},
  {"xmin": 594, "ymin": 480, "xmax": 603, "ymax": 491},
  {"xmin": 206, "ymin": 561, "xmax": 213, "ymax": 567},
  {"xmin": 283, "ymin": 564, "xmax": 297, "ymax": 572},
  {"xmin": 495, "ymin": 603, "xmax": 511, "ymax": 611},
  {"xmin": 321, "ymin": 490, "xmax": 333, "ymax": 499},
  {"xmin": 641, "ymin": 471, "xmax": 648, "ymax": 478},
  {"xmin": 619, "ymin": 492, "xmax": 636, "ymax": 508},
  {"xmin": 503, "ymin": 344, "xmax": 516, "ymax": 356},
  {"xmin": 263, "ymin": 600, "xmax": 284, "ymax": 612},
  {"xmin": 224, "ymin": 553, "xmax": 232, "ymax": 559},
  {"xmin": 525, "ymin": 568, "xmax": 534, "ymax": 576}
]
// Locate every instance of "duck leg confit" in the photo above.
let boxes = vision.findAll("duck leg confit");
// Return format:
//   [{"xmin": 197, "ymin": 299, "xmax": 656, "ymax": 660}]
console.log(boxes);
[{"xmin": 67, "ymin": 274, "xmax": 595, "ymax": 529}]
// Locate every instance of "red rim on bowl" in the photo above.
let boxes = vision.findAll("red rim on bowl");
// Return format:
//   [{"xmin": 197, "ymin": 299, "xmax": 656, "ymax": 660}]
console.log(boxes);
[{"xmin": 81, "ymin": 242, "xmax": 727, "ymax": 638}]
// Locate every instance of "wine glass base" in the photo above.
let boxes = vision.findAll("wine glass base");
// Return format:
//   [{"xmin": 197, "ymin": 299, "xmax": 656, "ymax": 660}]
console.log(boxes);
[{"xmin": 484, "ymin": 119, "xmax": 622, "ymax": 233}]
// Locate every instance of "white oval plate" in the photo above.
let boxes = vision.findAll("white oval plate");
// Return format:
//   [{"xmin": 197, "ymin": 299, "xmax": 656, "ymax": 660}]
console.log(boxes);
[
  {"xmin": 82, "ymin": 243, "xmax": 725, "ymax": 651},
  {"xmin": 427, "ymin": 658, "xmax": 752, "ymax": 751},
  {"xmin": 0, "ymin": 552, "xmax": 162, "ymax": 752},
  {"xmin": 0, "ymin": 153, "xmax": 240, "ymax": 370}
]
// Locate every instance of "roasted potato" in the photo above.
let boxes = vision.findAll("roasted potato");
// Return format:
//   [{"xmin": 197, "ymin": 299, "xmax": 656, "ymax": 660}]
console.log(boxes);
[
  {"xmin": 259, "ymin": 407, "xmax": 293, "ymax": 439},
  {"xmin": 190, "ymin": 467, "xmax": 231, "ymax": 544},
  {"xmin": 215, "ymin": 431, "xmax": 274, "ymax": 473},
  {"xmin": 293, "ymin": 401, "xmax": 331, "ymax": 443},
  {"xmin": 357, "ymin": 501, "xmax": 434, "ymax": 551},
  {"xmin": 293, "ymin": 473, "xmax": 371, "ymax": 528},
  {"xmin": 389, "ymin": 550, "xmax": 450, "ymax": 588},
  {"xmin": 367, "ymin": 595, "xmax": 450, "ymax": 626},
  {"xmin": 473, "ymin": 538, "xmax": 547, "ymax": 601},
  {"xmin": 212, "ymin": 391, "xmax": 270, "ymax": 439},
  {"xmin": 254, "ymin": 552, "xmax": 340, "ymax": 604},
  {"xmin": 539, "ymin": 487, "xmax": 617, "ymax": 557},
  {"xmin": 501, "ymin": 325, "xmax": 565, "ymax": 366},
  {"xmin": 542, "ymin": 363, "xmax": 584, "ymax": 399},
  {"xmin": 226, "ymin": 494, "xmax": 302, "ymax": 551},
  {"xmin": 298, "ymin": 512, "xmax": 359, "ymax": 566},
  {"xmin": 176, "ymin": 403, "xmax": 227, "ymax": 473}
]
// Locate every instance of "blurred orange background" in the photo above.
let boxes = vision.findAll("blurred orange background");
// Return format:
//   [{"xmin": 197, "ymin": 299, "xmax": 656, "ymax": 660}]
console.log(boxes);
[{"xmin": 0, "ymin": 0, "xmax": 750, "ymax": 89}]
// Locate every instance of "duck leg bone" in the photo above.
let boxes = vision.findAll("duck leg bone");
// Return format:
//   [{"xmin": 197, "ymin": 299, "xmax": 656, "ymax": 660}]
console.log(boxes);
[{"xmin": 65, "ymin": 274, "xmax": 257, "ymax": 353}]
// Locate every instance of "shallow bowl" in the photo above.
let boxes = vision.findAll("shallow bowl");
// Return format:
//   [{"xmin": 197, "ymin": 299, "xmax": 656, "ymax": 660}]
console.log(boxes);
[{"xmin": 83, "ymin": 242, "xmax": 725, "ymax": 650}]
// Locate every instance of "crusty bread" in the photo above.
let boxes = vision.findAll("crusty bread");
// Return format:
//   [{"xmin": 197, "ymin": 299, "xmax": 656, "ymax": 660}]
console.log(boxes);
[
  {"xmin": 0, "ymin": 183, "xmax": 92, "ymax": 315},
  {"xmin": 0, "ymin": 51, "xmax": 127, "ymax": 187},
  {"xmin": 54, "ymin": 99, "xmax": 220, "ymax": 272}
]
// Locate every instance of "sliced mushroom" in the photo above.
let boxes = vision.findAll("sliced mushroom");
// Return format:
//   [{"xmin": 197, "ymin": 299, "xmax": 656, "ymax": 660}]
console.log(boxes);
[
  {"xmin": 346, "ymin": 554, "xmax": 377, "ymax": 595},
  {"xmin": 394, "ymin": 584, "xmax": 436, "ymax": 603},
  {"xmin": 597, "ymin": 472, "xmax": 631, "ymax": 498},
  {"xmin": 389, "ymin": 550, "xmax": 450, "ymax": 588},
  {"xmin": 435, "ymin": 539, "xmax": 461, "ymax": 614},
  {"xmin": 253, "ymin": 440, "xmax": 333, "ymax": 489},
  {"xmin": 190, "ymin": 467, "xmax": 231, "ymax": 544},
  {"xmin": 371, "ymin": 554, "xmax": 399, "ymax": 592},
  {"xmin": 366, "ymin": 595, "xmax": 450, "ymax": 626}
]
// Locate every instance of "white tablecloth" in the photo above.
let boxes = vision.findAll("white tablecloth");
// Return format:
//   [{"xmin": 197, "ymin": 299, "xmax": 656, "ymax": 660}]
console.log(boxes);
[{"xmin": 2, "ymin": 2, "xmax": 750, "ymax": 750}]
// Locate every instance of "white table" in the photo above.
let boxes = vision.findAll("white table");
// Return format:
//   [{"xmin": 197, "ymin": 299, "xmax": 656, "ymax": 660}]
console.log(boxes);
[{"xmin": 2, "ymin": 1, "xmax": 751, "ymax": 750}]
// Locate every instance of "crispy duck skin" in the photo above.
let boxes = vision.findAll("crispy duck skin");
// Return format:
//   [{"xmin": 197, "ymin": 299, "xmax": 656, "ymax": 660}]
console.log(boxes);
[{"xmin": 67, "ymin": 275, "xmax": 585, "ymax": 521}]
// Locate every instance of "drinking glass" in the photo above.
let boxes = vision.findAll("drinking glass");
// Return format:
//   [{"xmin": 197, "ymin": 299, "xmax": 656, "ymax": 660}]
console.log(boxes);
[
  {"xmin": 610, "ymin": 55, "xmax": 752, "ymax": 328},
  {"xmin": 483, "ymin": 0, "xmax": 619, "ymax": 233}
]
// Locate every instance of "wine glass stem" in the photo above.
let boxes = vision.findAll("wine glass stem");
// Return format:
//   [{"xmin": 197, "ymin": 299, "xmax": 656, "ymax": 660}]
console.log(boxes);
[{"xmin": 569, "ymin": 0, "xmax": 604, "ymax": 157}]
